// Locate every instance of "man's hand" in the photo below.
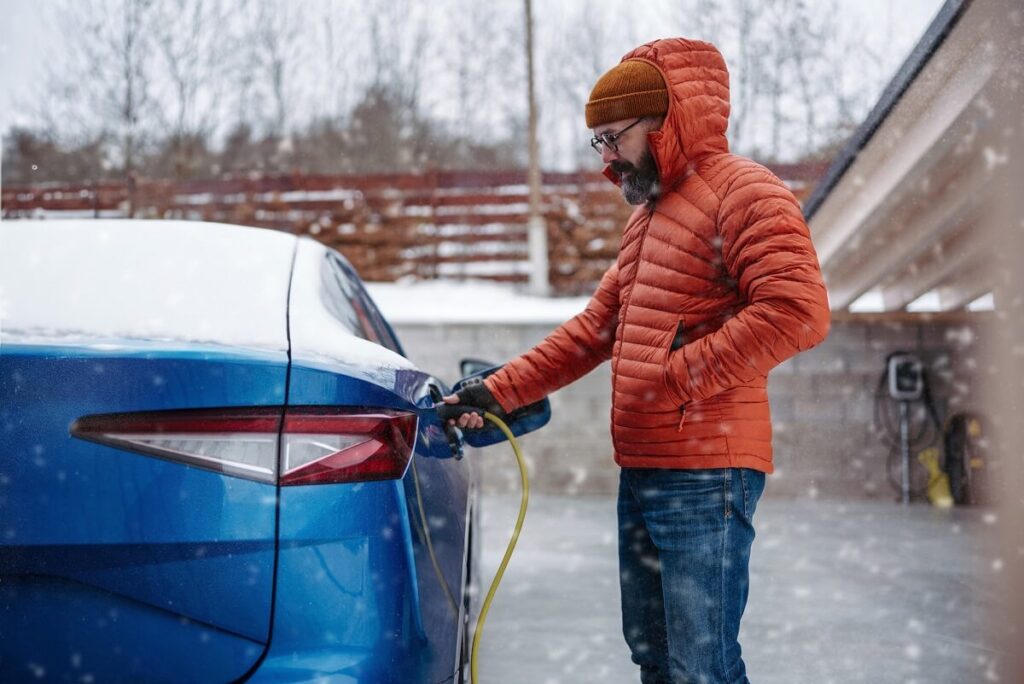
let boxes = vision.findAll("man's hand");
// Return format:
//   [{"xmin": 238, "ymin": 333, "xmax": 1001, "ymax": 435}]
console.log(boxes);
[
  {"xmin": 441, "ymin": 379, "xmax": 505, "ymax": 430},
  {"xmin": 441, "ymin": 393, "xmax": 486, "ymax": 430}
]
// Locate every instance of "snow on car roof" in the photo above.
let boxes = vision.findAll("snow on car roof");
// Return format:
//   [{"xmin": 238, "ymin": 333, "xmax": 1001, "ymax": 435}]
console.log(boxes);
[
  {"xmin": 0, "ymin": 219, "xmax": 295, "ymax": 351},
  {"xmin": 288, "ymin": 237, "xmax": 415, "ymax": 372}
]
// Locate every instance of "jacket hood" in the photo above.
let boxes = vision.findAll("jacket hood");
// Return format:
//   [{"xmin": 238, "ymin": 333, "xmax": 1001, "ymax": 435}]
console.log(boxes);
[{"xmin": 603, "ymin": 38, "xmax": 731, "ymax": 191}]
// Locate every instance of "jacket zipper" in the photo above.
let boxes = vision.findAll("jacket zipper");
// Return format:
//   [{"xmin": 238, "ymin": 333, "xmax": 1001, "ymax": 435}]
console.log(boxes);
[
  {"xmin": 611, "ymin": 205, "xmax": 657, "ymax": 444},
  {"xmin": 677, "ymin": 405, "xmax": 686, "ymax": 432}
]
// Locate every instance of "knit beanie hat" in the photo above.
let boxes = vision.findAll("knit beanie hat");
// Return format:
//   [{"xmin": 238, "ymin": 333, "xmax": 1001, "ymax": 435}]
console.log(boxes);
[{"xmin": 585, "ymin": 59, "xmax": 668, "ymax": 129}]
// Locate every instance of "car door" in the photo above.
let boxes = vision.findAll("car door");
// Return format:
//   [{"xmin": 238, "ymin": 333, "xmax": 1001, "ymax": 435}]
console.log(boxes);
[{"xmin": 254, "ymin": 238, "xmax": 470, "ymax": 683}]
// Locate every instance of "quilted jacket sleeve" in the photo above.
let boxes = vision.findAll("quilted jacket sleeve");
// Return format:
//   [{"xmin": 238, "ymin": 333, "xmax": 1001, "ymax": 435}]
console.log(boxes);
[
  {"xmin": 483, "ymin": 263, "xmax": 620, "ymax": 412},
  {"xmin": 664, "ymin": 166, "xmax": 830, "ymax": 404}
]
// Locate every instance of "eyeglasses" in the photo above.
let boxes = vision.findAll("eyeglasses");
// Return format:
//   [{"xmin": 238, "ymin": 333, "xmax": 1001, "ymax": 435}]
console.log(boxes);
[{"xmin": 590, "ymin": 118, "xmax": 644, "ymax": 154}]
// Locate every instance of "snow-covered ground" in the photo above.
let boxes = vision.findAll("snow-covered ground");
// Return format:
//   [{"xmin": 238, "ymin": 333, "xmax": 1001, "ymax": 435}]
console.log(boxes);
[
  {"xmin": 476, "ymin": 494, "xmax": 1002, "ymax": 683},
  {"xmin": 365, "ymin": 281, "xmax": 590, "ymax": 325}
]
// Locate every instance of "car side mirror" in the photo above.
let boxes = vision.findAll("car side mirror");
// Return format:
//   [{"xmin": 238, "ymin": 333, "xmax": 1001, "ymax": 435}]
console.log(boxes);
[{"xmin": 451, "ymin": 361, "xmax": 552, "ymax": 448}]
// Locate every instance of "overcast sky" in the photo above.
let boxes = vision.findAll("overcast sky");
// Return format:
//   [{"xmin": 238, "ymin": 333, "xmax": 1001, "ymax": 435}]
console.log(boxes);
[{"xmin": 0, "ymin": 0, "xmax": 947, "ymax": 152}]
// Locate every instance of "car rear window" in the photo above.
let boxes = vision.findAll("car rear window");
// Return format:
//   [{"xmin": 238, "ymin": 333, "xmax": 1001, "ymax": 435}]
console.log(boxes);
[{"xmin": 320, "ymin": 253, "xmax": 378, "ymax": 342}]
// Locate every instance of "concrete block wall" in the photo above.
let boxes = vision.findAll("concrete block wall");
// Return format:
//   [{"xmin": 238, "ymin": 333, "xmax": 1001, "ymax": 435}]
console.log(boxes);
[
  {"xmin": 393, "ymin": 314, "xmax": 986, "ymax": 499},
  {"xmin": 766, "ymin": 316, "xmax": 983, "ymax": 499}
]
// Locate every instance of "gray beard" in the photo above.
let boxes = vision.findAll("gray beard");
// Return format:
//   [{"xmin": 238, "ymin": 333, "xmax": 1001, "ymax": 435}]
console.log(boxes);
[
  {"xmin": 621, "ymin": 172, "xmax": 660, "ymax": 205},
  {"xmin": 614, "ymin": 152, "xmax": 661, "ymax": 205}
]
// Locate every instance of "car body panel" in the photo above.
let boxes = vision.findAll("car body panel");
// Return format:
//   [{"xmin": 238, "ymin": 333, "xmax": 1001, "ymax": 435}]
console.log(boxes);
[
  {"xmin": 0, "ymin": 221, "xmax": 295, "ymax": 681},
  {"xmin": 0, "ymin": 343, "xmax": 287, "ymax": 682},
  {"xmin": 0, "ymin": 222, "xmax": 477, "ymax": 683},
  {"xmin": 1, "ymin": 574, "xmax": 263, "ymax": 683},
  {"xmin": 250, "ymin": 240, "xmax": 472, "ymax": 683}
]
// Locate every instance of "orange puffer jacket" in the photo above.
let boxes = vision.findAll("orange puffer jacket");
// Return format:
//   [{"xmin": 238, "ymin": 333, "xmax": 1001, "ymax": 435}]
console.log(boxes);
[{"xmin": 483, "ymin": 38, "xmax": 830, "ymax": 473}]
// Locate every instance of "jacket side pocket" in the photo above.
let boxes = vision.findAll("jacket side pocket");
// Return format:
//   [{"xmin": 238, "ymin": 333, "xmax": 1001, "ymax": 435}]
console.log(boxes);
[{"xmin": 664, "ymin": 317, "xmax": 687, "ymax": 429}]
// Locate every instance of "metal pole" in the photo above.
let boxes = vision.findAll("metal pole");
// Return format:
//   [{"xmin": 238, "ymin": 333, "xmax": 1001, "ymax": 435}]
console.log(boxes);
[
  {"xmin": 524, "ymin": 0, "xmax": 549, "ymax": 297},
  {"xmin": 899, "ymin": 400, "xmax": 911, "ymax": 506}
]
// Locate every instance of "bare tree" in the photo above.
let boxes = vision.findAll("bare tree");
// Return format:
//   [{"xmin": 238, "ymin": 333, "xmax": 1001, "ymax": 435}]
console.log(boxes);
[
  {"xmin": 366, "ymin": 0, "xmax": 422, "ymax": 107},
  {"xmin": 760, "ymin": 0, "xmax": 794, "ymax": 160},
  {"xmin": 445, "ymin": 0, "xmax": 523, "ymax": 159},
  {"xmin": 315, "ymin": 0, "xmax": 361, "ymax": 123},
  {"xmin": 149, "ymin": 0, "xmax": 234, "ymax": 177},
  {"xmin": 538, "ymin": 0, "xmax": 630, "ymax": 169},
  {"xmin": 10, "ymin": 0, "xmax": 910, "ymax": 182},
  {"xmin": 236, "ymin": 0, "xmax": 307, "ymax": 139},
  {"xmin": 728, "ymin": 0, "xmax": 766, "ymax": 152},
  {"xmin": 653, "ymin": 0, "xmax": 890, "ymax": 161},
  {"xmin": 36, "ymin": 0, "xmax": 159, "ymax": 211},
  {"xmin": 2, "ymin": 127, "xmax": 111, "ymax": 185},
  {"xmin": 782, "ymin": 0, "xmax": 819, "ymax": 153}
]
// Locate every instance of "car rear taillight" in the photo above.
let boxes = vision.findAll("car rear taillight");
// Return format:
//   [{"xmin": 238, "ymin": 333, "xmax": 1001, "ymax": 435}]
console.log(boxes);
[
  {"xmin": 71, "ymin": 408, "xmax": 282, "ymax": 483},
  {"xmin": 70, "ymin": 407, "xmax": 417, "ymax": 485},
  {"xmin": 280, "ymin": 409, "xmax": 417, "ymax": 486}
]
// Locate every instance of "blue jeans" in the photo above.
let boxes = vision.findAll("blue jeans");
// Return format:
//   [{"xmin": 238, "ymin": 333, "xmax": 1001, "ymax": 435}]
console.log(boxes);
[{"xmin": 618, "ymin": 467, "xmax": 765, "ymax": 684}]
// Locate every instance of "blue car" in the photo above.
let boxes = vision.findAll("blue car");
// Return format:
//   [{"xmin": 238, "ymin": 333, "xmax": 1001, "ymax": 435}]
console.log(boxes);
[{"xmin": 0, "ymin": 219, "xmax": 543, "ymax": 683}]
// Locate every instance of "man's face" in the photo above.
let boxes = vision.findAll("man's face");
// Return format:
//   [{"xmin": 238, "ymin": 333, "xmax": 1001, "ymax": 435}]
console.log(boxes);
[{"xmin": 593, "ymin": 116, "xmax": 662, "ymax": 205}]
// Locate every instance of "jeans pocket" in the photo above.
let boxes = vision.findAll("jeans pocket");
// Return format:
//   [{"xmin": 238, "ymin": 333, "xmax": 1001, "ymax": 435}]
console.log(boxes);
[
  {"xmin": 633, "ymin": 468, "xmax": 728, "ymax": 550},
  {"xmin": 740, "ymin": 468, "xmax": 766, "ymax": 519}
]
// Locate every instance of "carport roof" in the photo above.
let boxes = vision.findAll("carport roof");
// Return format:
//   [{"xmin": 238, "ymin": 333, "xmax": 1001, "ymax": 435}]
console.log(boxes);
[
  {"xmin": 804, "ymin": 0, "xmax": 1018, "ymax": 314},
  {"xmin": 803, "ymin": 0, "xmax": 969, "ymax": 221}
]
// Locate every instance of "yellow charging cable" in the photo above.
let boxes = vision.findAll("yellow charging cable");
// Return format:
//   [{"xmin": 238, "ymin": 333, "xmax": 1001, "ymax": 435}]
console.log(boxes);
[
  {"xmin": 410, "ymin": 456, "xmax": 459, "ymax": 616},
  {"xmin": 469, "ymin": 411, "xmax": 530, "ymax": 684}
]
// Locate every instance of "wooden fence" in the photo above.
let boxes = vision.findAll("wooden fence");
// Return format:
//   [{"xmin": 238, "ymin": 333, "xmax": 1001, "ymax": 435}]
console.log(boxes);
[{"xmin": 1, "ymin": 165, "xmax": 824, "ymax": 294}]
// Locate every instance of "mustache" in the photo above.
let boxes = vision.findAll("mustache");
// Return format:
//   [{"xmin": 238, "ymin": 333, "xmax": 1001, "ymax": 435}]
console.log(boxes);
[{"xmin": 610, "ymin": 160, "xmax": 636, "ymax": 175}]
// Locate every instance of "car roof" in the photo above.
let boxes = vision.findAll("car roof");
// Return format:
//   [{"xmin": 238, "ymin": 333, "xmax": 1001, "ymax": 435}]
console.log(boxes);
[{"xmin": 1, "ymin": 219, "xmax": 297, "ymax": 352}]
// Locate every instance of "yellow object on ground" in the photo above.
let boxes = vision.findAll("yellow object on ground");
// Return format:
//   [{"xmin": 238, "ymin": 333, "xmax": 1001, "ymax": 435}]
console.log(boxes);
[{"xmin": 918, "ymin": 447, "xmax": 953, "ymax": 508}]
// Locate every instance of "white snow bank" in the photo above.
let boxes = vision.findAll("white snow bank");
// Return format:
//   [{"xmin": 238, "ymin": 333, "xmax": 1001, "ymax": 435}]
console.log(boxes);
[{"xmin": 364, "ymin": 280, "xmax": 591, "ymax": 325}]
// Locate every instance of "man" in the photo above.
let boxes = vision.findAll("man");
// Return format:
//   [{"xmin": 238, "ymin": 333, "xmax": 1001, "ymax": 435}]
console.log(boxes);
[{"xmin": 445, "ymin": 37, "xmax": 830, "ymax": 683}]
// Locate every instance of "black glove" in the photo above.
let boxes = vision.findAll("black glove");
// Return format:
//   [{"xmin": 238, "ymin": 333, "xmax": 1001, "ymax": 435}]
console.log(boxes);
[{"xmin": 455, "ymin": 378, "xmax": 506, "ymax": 418}]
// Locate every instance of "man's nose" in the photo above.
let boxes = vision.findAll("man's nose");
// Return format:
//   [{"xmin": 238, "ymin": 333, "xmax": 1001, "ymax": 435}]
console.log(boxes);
[{"xmin": 601, "ymin": 146, "xmax": 619, "ymax": 164}]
